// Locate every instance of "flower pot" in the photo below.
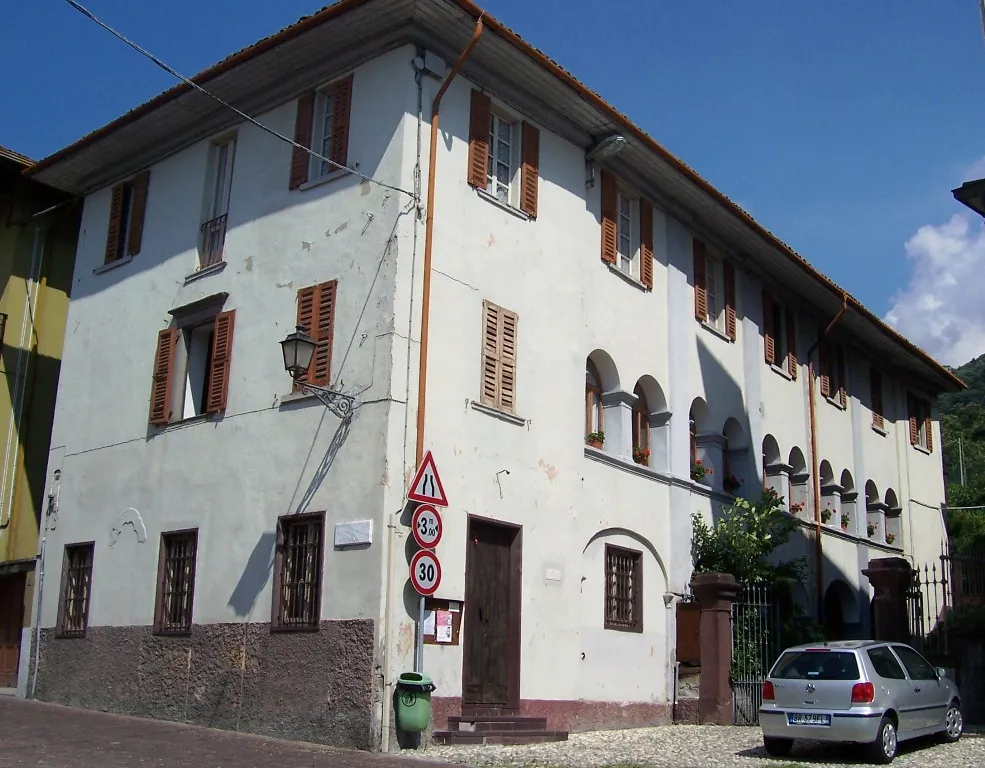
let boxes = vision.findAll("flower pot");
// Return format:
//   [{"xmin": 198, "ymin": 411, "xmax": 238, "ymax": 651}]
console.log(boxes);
[
  {"xmin": 841, "ymin": 523, "xmax": 849, "ymax": 532},
  {"xmin": 587, "ymin": 438, "xmax": 603, "ymax": 450}
]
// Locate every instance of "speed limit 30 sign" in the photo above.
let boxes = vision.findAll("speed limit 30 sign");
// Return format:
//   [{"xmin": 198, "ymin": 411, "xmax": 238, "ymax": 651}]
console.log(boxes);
[
  {"xmin": 411, "ymin": 504, "xmax": 442, "ymax": 549},
  {"xmin": 409, "ymin": 549, "xmax": 441, "ymax": 596}
]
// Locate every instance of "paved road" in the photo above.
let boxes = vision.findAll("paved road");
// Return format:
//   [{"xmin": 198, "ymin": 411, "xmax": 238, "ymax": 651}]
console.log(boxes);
[{"xmin": 0, "ymin": 697, "xmax": 457, "ymax": 768}]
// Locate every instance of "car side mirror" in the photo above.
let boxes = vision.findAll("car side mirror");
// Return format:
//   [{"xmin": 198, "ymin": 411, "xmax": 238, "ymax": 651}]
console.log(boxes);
[{"xmin": 936, "ymin": 667, "xmax": 947, "ymax": 680}]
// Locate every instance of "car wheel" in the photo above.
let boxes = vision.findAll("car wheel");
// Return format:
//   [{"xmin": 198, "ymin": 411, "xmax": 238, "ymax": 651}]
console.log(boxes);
[
  {"xmin": 763, "ymin": 737, "xmax": 793, "ymax": 757},
  {"xmin": 869, "ymin": 716, "xmax": 898, "ymax": 764},
  {"xmin": 939, "ymin": 702, "xmax": 963, "ymax": 743}
]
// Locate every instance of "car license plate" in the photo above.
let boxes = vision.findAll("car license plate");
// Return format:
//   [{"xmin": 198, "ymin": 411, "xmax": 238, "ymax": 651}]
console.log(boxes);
[{"xmin": 787, "ymin": 712, "xmax": 831, "ymax": 726}]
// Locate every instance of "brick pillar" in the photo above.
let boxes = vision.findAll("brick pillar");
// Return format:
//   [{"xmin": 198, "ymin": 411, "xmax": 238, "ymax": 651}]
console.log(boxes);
[
  {"xmin": 862, "ymin": 557, "xmax": 911, "ymax": 643},
  {"xmin": 689, "ymin": 572, "xmax": 742, "ymax": 725}
]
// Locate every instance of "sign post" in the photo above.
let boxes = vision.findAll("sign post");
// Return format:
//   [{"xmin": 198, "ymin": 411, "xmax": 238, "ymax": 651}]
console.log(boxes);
[{"xmin": 407, "ymin": 452, "xmax": 448, "ymax": 673}]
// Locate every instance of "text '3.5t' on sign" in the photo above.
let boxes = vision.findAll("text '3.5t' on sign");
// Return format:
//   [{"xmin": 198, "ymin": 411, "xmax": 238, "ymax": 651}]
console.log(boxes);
[
  {"xmin": 411, "ymin": 505, "xmax": 442, "ymax": 549},
  {"xmin": 410, "ymin": 550, "xmax": 441, "ymax": 596},
  {"xmin": 407, "ymin": 450, "xmax": 448, "ymax": 507}
]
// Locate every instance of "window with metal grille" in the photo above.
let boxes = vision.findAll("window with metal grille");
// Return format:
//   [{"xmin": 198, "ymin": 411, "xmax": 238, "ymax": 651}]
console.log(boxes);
[
  {"xmin": 154, "ymin": 530, "xmax": 198, "ymax": 634},
  {"xmin": 604, "ymin": 544, "xmax": 642, "ymax": 632},
  {"xmin": 58, "ymin": 543, "xmax": 94, "ymax": 637},
  {"xmin": 272, "ymin": 513, "xmax": 324, "ymax": 630}
]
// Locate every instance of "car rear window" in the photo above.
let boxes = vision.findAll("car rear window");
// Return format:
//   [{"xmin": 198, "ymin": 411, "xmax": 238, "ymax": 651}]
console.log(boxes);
[{"xmin": 771, "ymin": 650, "xmax": 860, "ymax": 681}]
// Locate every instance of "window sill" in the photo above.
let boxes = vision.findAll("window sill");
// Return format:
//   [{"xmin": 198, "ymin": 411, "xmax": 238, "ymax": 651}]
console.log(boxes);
[
  {"xmin": 54, "ymin": 631, "xmax": 87, "ymax": 640},
  {"xmin": 770, "ymin": 364, "xmax": 793, "ymax": 381},
  {"xmin": 700, "ymin": 321, "xmax": 732, "ymax": 344},
  {"xmin": 871, "ymin": 423, "xmax": 888, "ymax": 437},
  {"xmin": 152, "ymin": 413, "xmax": 217, "ymax": 432},
  {"xmin": 475, "ymin": 188, "xmax": 532, "ymax": 221},
  {"xmin": 606, "ymin": 262, "xmax": 649, "ymax": 292},
  {"xmin": 279, "ymin": 390, "xmax": 320, "ymax": 407},
  {"xmin": 470, "ymin": 399, "xmax": 527, "ymax": 427},
  {"xmin": 153, "ymin": 628, "xmax": 192, "ymax": 637},
  {"xmin": 93, "ymin": 254, "xmax": 134, "ymax": 275},
  {"xmin": 913, "ymin": 443, "xmax": 932, "ymax": 455},
  {"xmin": 604, "ymin": 622, "xmax": 644, "ymax": 634},
  {"xmin": 184, "ymin": 261, "xmax": 227, "ymax": 285},
  {"xmin": 299, "ymin": 167, "xmax": 353, "ymax": 192},
  {"xmin": 824, "ymin": 395, "xmax": 847, "ymax": 411},
  {"xmin": 270, "ymin": 623, "xmax": 321, "ymax": 633}
]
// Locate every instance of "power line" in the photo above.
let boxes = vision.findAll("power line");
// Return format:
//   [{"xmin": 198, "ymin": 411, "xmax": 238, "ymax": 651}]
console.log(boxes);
[{"xmin": 61, "ymin": 0, "xmax": 417, "ymax": 199}]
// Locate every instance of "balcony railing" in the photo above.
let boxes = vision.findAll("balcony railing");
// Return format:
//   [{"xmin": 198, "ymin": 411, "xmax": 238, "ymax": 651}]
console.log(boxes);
[{"xmin": 199, "ymin": 213, "xmax": 228, "ymax": 268}]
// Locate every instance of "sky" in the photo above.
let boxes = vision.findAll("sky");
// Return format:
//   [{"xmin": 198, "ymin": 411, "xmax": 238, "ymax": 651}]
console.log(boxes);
[{"xmin": 4, "ymin": 1, "xmax": 985, "ymax": 368}]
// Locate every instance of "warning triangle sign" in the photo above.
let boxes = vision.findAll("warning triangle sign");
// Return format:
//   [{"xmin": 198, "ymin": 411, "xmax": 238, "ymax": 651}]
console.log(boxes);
[{"xmin": 407, "ymin": 450, "xmax": 448, "ymax": 507}]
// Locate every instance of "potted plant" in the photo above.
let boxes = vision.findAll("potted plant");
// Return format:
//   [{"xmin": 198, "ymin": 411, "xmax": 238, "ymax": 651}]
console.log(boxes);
[
  {"xmin": 789, "ymin": 501, "xmax": 805, "ymax": 515},
  {"xmin": 820, "ymin": 508, "xmax": 833, "ymax": 524},
  {"xmin": 691, "ymin": 460, "xmax": 712, "ymax": 482},
  {"xmin": 723, "ymin": 474, "xmax": 742, "ymax": 494},
  {"xmin": 840, "ymin": 512, "xmax": 850, "ymax": 531},
  {"xmin": 867, "ymin": 523, "xmax": 877, "ymax": 538},
  {"xmin": 633, "ymin": 446, "xmax": 650, "ymax": 465},
  {"xmin": 586, "ymin": 431, "xmax": 605, "ymax": 449},
  {"xmin": 886, "ymin": 533, "xmax": 896, "ymax": 545}
]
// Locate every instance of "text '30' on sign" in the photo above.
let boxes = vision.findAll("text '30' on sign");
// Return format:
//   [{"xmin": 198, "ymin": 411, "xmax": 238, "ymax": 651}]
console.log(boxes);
[
  {"xmin": 411, "ymin": 505, "xmax": 442, "ymax": 549},
  {"xmin": 410, "ymin": 549, "xmax": 441, "ymax": 596},
  {"xmin": 407, "ymin": 450, "xmax": 448, "ymax": 507}
]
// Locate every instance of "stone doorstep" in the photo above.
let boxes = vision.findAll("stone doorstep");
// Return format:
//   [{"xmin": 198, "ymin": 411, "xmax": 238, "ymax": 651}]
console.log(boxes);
[
  {"xmin": 447, "ymin": 715, "xmax": 548, "ymax": 732},
  {"xmin": 431, "ymin": 730, "xmax": 569, "ymax": 746}
]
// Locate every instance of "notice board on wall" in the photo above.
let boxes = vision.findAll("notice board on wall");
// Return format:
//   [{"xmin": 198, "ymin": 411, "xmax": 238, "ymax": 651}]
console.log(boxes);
[{"xmin": 422, "ymin": 597, "xmax": 463, "ymax": 646}]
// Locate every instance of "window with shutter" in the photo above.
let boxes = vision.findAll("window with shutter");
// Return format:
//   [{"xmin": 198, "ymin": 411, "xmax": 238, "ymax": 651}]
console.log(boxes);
[
  {"xmin": 479, "ymin": 300, "xmax": 519, "ymax": 414},
  {"xmin": 724, "ymin": 262, "xmax": 736, "ymax": 341},
  {"xmin": 870, "ymin": 369, "xmax": 884, "ymax": 430},
  {"xmin": 819, "ymin": 341, "xmax": 847, "ymax": 408},
  {"xmin": 693, "ymin": 239, "xmax": 707, "ymax": 321},
  {"xmin": 908, "ymin": 394, "xmax": 933, "ymax": 451},
  {"xmin": 149, "ymin": 302, "xmax": 237, "ymax": 426},
  {"xmin": 785, "ymin": 307, "xmax": 797, "ymax": 378},
  {"xmin": 199, "ymin": 136, "xmax": 236, "ymax": 270},
  {"xmin": 639, "ymin": 200, "xmax": 654, "ymax": 290},
  {"xmin": 103, "ymin": 169, "xmax": 151, "ymax": 265},
  {"xmin": 295, "ymin": 281, "xmax": 338, "ymax": 389},
  {"xmin": 290, "ymin": 74, "xmax": 354, "ymax": 189}
]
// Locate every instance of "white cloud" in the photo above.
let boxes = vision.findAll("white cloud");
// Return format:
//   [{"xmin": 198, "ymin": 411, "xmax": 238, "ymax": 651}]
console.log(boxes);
[{"xmin": 885, "ymin": 213, "xmax": 985, "ymax": 367}]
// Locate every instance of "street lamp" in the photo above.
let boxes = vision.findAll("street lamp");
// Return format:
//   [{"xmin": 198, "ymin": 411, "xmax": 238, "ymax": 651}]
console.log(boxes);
[
  {"xmin": 280, "ymin": 325, "xmax": 316, "ymax": 379},
  {"xmin": 279, "ymin": 325, "xmax": 355, "ymax": 419}
]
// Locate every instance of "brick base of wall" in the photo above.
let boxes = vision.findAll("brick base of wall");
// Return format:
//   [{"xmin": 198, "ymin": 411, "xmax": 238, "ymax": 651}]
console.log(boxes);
[{"xmin": 431, "ymin": 696, "xmax": 672, "ymax": 733}]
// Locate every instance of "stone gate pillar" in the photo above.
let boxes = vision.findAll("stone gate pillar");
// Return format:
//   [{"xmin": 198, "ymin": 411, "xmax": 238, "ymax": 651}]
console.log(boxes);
[
  {"xmin": 690, "ymin": 572, "xmax": 742, "ymax": 725},
  {"xmin": 862, "ymin": 557, "xmax": 911, "ymax": 643}
]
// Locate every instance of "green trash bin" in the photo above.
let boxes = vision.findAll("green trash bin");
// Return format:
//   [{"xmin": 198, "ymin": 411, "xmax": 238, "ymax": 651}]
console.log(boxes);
[{"xmin": 395, "ymin": 672, "xmax": 436, "ymax": 733}]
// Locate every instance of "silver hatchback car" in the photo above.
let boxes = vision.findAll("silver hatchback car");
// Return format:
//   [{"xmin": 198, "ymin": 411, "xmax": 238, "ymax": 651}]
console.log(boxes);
[{"xmin": 758, "ymin": 640, "xmax": 962, "ymax": 764}]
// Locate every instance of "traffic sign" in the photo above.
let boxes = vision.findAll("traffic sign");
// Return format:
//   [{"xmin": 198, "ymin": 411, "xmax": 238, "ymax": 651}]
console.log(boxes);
[
  {"xmin": 411, "ymin": 504, "xmax": 443, "ymax": 549},
  {"xmin": 410, "ymin": 549, "xmax": 441, "ymax": 596},
  {"xmin": 407, "ymin": 450, "xmax": 448, "ymax": 507}
]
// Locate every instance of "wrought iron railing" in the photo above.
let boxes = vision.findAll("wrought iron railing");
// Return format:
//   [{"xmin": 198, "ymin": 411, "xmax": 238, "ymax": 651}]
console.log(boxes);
[{"xmin": 199, "ymin": 213, "xmax": 228, "ymax": 268}]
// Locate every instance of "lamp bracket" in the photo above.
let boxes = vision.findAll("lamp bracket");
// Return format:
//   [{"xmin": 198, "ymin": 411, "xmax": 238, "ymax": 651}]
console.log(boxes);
[{"xmin": 293, "ymin": 381, "xmax": 356, "ymax": 420}]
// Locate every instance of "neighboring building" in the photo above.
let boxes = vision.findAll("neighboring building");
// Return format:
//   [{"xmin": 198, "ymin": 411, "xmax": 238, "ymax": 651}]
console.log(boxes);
[
  {"xmin": 0, "ymin": 146, "xmax": 79, "ymax": 694},
  {"xmin": 23, "ymin": 0, "xmax": 962, "ymax": 751}
]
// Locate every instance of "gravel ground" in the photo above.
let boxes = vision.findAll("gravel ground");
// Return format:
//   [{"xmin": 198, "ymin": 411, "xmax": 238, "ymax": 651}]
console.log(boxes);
[{"xmin": 407, "ymin": 725, "xmax": 985, "ymax": 768}]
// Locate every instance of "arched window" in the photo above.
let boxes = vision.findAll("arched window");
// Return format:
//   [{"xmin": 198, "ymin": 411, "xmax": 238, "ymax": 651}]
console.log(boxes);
[
  {"xmin": 586, "ymin": 360, "xmax": 603, "ymax": 441},
  {"xmin": 632, "ymin": 384, "xmax": 650, "ymax": 465}
]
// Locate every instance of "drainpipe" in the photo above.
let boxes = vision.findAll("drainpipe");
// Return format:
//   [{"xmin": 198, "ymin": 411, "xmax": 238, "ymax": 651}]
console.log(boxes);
[
  {"xmin": 806, "ymin": 292, "xmax": 848, "ymax": 620},
  {"xmin": 415, "ymin": 15, "xmax": 484, "ymax": 466}
]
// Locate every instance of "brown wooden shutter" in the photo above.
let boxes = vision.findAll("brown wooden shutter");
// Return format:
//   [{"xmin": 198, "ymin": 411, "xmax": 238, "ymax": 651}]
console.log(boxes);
[
  {"xmin": 763, "ymin": 292, "xmax": 775, "ymax": 365},
  {"xmin": 871, "ymin": 369, "xmax": 884, "ymax": 429},
  {"xmin": 819, "ymin": 340, "xmax": 831, "ymax": 398},
  {"xmin": 312, "ymin": 280, "xmax": 337, "ymax": 386},
  {"xmin": 519, "ymin": 122, "xmax": 540, "ymax": 218},
  {"xmin": 480, "ymin": 301, "xmax": 500, "ymax": 407},
  {"xmin": 499, "ymin": 309, "xmax": 518, "ymax": 414},
  {"xmin": 724, "ymin": 261, "xmax": 736, "ymax": 341},
  {"xmin": 205, "ymin": 310, "xmax": 236, "ymax": 414},
  {"xmin": 600, "ymin": 171, "xmax": 618, "ymax": 265},
  {"xmin": 289, "ymin": 91, "xmax": 315, "ymax": 189},
  {"xmin": 639, "ymin": 200, "xmax": 654, "ymax": 289},
  {"xmin": 693, "ymin": 239, "xmax": 707, "ymax": 321},
  {"xmin": 294, "ymin": 285, "xmax": 317, "ymax": 390},
  {"xmin": 104, "ymin": 184, "xmax": 124, "ymax": 264},
  {"xmin": 908, "ymin": 394, "xmax": 919, "ymax": 445},
  {"xmin": 837, "ymin": 347, "xmax": 846, "ymax": 406},
  {"xmin": 925, "ymin": 404, "xmax": 934, "ymax": 452},
  {"xmin": 785, "ymin": 307, "xmax": 797, "ymax": 378},
  {"xmin": 126, "ymin": 170, "xmax": 150, "ymax": 256},
  {"xmin": 468, "ymin": 90, "xmax": 491, "ymax": 188},
  {"xmin": 330, "ymin": 74, "xmax": 353, "ymax": 167},
  {"xmin": 149, "ymin": 328, "xmax": 178, "ymax": 425}
]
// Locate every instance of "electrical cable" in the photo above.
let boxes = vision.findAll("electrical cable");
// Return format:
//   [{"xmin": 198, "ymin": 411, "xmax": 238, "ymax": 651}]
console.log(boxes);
[{"xmin": 61, "ymin": 0, "xmax": 417, "ymax": 199}]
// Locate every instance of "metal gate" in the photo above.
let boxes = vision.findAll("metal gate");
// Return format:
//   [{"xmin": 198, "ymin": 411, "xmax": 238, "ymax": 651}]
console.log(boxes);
[{"xmin": 731, "ymin": 583, "xmax": 781, "ymax": 725}]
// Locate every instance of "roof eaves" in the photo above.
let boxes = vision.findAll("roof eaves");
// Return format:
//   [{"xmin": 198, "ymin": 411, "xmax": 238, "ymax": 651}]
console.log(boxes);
[{"xmin": 0, "ymin": 145, "xmax": 33, "ymax": 167}]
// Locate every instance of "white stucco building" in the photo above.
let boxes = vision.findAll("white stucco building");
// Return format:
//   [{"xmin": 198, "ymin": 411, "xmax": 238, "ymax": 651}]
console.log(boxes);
[{"xmin": 21, "ymin": 0, "xmax": 963, "ymax": 751}]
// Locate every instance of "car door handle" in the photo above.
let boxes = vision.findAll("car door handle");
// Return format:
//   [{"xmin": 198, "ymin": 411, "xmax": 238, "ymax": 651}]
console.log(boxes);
[{"xmin": 913, "ymin": 688, "xmax": 921, "ymax": 693}]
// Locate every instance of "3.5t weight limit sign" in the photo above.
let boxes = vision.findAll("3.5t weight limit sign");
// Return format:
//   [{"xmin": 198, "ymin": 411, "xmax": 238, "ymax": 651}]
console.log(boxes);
[
  {"xmin": 410, "ymin": 550, "xmax": 441, "ymax": 596},
  {"xmin": 411, "ymin": 505, "xmax": 442, "ymax": 549}
]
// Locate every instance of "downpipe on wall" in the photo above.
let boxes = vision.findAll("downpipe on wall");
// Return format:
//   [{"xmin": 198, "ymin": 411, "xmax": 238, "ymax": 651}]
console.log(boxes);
[
  {"xmin": 0, "ymin": 224, "xmax": 46, "ymax": 531},
  {"xmin": 30, "ymin": 480, "xmax": 58, "ymax": 698},
  {"xmin": 806, "ymin": 292, "xmax": 848, "ymax": 619}
]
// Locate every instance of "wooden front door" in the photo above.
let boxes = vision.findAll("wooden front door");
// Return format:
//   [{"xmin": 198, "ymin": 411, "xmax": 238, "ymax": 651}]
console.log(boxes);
[
  {"xmin": 0, "ymin": 574, "xmax": 26, "ymax": 688},
  {"xmin": 462, "ymin": 517, "xmax": 521, "ymax": 709}
]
